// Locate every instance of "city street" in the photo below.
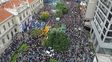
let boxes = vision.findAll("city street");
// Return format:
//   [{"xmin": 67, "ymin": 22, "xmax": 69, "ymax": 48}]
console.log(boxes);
[
  {"xmin": 45, "ymin": 0, "xmax": 94, "ymax": 62},
  {"xmin": 0, "ymin": 0, "xmax": 95, "ymax": 62}
]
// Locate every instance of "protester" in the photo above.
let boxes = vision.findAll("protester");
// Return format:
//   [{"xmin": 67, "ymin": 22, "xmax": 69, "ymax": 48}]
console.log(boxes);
[{"xmin": 0, "ymin": 0, "xmax": 94, "ymax": 62}]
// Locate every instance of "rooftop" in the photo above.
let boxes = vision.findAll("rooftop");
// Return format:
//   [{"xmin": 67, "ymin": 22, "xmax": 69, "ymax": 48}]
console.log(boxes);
[
  {"xmin": 0, "ymin": 0, "xmax": 33, "ymax": 22},
  {"xmin": 0, "ymin": 7, "xmax": 12, "ymax": 22}
]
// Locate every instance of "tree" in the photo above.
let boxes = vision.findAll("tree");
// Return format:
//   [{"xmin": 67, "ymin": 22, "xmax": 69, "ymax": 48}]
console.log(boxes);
[
  {"xmin": 56, "ymin": 3, "xmax": 64, "ymax": 10},
  {"xmin": 77, "ymin": 4, "xmax": 81, "ymax": 9},
  {"xmin": 40, "ymin": 11, "xmax": 49, "ymax": 21},
  {"xmin": 56, "ymin": 10, "xmax": 63, "ymax": 17},
  {"xmin": 49, "ymin": 58, "xmax": 58, "ymax": 62},
  {"xmin": 62, "ymin": 7, "xmax": 68, "ymax": 14},
  {"xmin": 45, "ymin": 31, "xmax": 70, "ymax": 52},
  {"xmin": 31, "ymin": 29, "xmax": 42, "ymax": 38},
  {"xmin": 42, "ymin": 25, "xmax": 50, "ymax": 36},
  {"xmin": 56, "ymin": 3, "xmax": 68, "ymax": 15}
]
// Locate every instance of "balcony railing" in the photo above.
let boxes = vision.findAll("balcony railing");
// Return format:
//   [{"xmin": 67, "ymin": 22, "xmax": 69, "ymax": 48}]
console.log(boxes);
[
  {"xmin": 100, "ymin": 0, "xmax": 110, "ymax": 8},
  {"xmin": 99, "ymin": 4, "xmax": 107, "ymax": 16}
]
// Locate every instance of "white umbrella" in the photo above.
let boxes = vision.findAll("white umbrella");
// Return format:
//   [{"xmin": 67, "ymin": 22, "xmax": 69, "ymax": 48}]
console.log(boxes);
[
  {"xmin": 56, "ymin": 17, "xmax": 60, "ymax": 21},
  {"xmin": 46, "ymin": 50, "xmax": 50, "ymax": 54}
]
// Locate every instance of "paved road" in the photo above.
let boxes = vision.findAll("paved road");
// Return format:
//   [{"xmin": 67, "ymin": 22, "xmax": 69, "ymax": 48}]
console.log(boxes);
[
  {"xmin": 0, "ymin": 0, "xmax": 95, "ymax": 62},
  {"xmin": 45, "ymin": 0, "xmax": 94, "ymax": 62}
]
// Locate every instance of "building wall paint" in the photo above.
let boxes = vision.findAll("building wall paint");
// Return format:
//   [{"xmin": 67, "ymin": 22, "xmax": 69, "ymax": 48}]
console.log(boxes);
[
  {"xmin": 91, "ymin": 0, "xmax": 112, "ymax": 55},
  {"xmin": 0, "ymin": 0, "xmax": 44, "ymax": 55}
]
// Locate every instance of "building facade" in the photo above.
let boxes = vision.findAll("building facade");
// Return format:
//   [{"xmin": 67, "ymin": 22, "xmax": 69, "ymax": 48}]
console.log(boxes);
[
  {"xmin": 93, "ymin": 53, "xmax": 112, "ymax": 62},
  {"xmin": 0, "ymin": 0, "xmax": 44, "ymax": 55},
  {"xmin": 0, "ymin": 15, "xmax": 17, "ymax": 54},
  {"xmin": 80, "ymin": 0, "xmax": 97, "ymax": 27},
  {"xmin": 91, "ymin": 0, "xmax": 112, "ymax": 55}
]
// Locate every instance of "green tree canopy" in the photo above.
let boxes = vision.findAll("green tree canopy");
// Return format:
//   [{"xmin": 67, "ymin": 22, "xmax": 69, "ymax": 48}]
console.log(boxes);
[
  {"xmin": 62, "ymin": 7, "xmax": 69, "ymax": 14},
  {"xmin": 49, "ymin": 58, "xmax": 58, "ymax": 62},
  {"xmin": 45, "ymin": 31, "xmax": 70, "ymax": 52},
  {"xmin": 31, "ymin": 29, "xmax": 42, "ymax": 38},
  {"xmin": 40, "ymin": 11, "xmax": 49, "ymax": 21},
  {"xmin": 56, "ymin": 10, "xmax": 63, "ymax": 17},
  {"xmin": 56, "ymin": 3, "xmax": 65, "ymax": 10},
  {"xmin": 56, "ymin": 3, "xmax": 68, "ymax": 15}
]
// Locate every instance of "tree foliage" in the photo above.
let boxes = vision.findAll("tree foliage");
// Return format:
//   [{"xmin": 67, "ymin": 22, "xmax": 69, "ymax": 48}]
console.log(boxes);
[
  {"xmin": 10, "ymin": 43, "xmax": 28, "ymax": 62},
  {"xmin": 56, "ymin": 3, "xmax": 68, "ymax": 15},
  {"xmin": 45, "ymin": 31, "xmax": 70, "ymax": 52},
  {"xmin": 62, "ymin": 7, "xmax": 69, "ymax": 14},
  {"xmin": 56, "ymin": 3, "xmax": 65, "ymax": 10},
  {"xmin": 49, "ymin": 58, "xmax": 58, "ymax": 62},
  {"xmin": 40, "ymin": 11, "xmax": 49, "ymax": 21},
  {"xmin": 56, "ymin": 10, "xmax": 63, "ymax": 17},
  {"xmin": 31, "ymin": 29, "xmax": 42, "ymax": 38}
]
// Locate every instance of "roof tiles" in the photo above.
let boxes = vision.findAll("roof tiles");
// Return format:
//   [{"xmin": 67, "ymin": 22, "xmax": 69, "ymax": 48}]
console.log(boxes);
[
  {"xmin": 0, "ymin": 7, "xmax": 12, "ymax": 22},
  {"xmin": 0, "ymin": 0, "xmax": 33, "ymax": 22}
]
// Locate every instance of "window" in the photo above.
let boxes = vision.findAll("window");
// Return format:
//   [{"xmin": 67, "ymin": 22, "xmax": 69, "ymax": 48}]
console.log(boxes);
[
  {"xmin": 20, "ymin": 16, "xmax": 22, "ymax": 21},
  {"xmin": 23, "ymin": 13, "xmax": 25, "ymax": 18},
  {"xmin": 94, "ymin": 21, "xmax": 101, "ymax": 33},
  {"xmin": 92, "ymin": 33, "xmax": 95, "ymax": 40},
  {"xmin": 99, "ymin": 3, "xmax": 108, "ymax": 15},
  {"xmin": 101, "ymin": 34, "xmax": 104, "ymax": 40},
  {"xmin": 97, "ymin": 10, "xmax": 105, "ymax": 22},
  {"xmin": 101, "ymin": 0, "xmax": 111, "ymax": 8},
  {"xmin": 14, "ymin": 28, "xmax": 17, "ymax": 32},
  {"xmin": 109, "ymin": 24, "xmax": 112, "ymax": 30},
  {"xmin": 28, "ymin": 19, "xmax": 29, "ymax": 22},
  {"xmin": 2, "ymin": 39, "xmax": 5, "ymax": 44},
  {"xmin": 96, "ymin": 0, "xmax": 99, "ymax": 6},
  {"xmin": 3, "ymin": 25, "xmax": 6, "ymax": 31},
  {"xmin": 8, "ymin": 22, "xmax": 10, "ymax": 27},
  {"xmin": 91, "ymin": 29, "xmax": 93, "ymax": 34},
  {"xmin": 104, "ymin": 38, "xmax": 112, "ymax": 43},
  {"xmin": 11, "ymin": 31, "xmax": 13, "ymax": 37},
  {"xmin": 95, "ymin": 15, "xmax": 102, "ymax": 28},
  {"xmin": 103, "ymin": 28, "xmax": 106, "ymax": 34},
  {"xmin": 7, "ymin": 35, "xmax": 9, "ymax": 40},
  {"xmin": 104, "ymin": 48, "xmax": 112, "ymax": 55},
  {"xmin": 33, "ymin": 4, "xmax": 35, "ymax": 7},
  {"xmin": 111, "ymin": 7, "xmax": 112, "ymax": 12},
  {"xmin": 0, "ymin": 31, "xmax": 1, "ymax": 34},
  {"xmin": 12, "ymin": 19, "xmax": 14, "ymax": 24},
  {"xmin": 26, "ymin": 11, "xmax": 28, "ymax": 15},
  {"xmin": 108, "ymin": 13, "xmax": 112, "ymax": 21},
  {"xmin": 95, "ymin": 39, "xmax": 98, "ymax": 48},
  {"xmin": 107, "ymin": 31, "xmax": 112, "ymax": 37},
  {"xmin": 105, "ymin": 21, "xmax": 109, "ymax": 28},
  {"xmin": 25, "ymin": 22, "xmax": 27, "ymax": 26}
]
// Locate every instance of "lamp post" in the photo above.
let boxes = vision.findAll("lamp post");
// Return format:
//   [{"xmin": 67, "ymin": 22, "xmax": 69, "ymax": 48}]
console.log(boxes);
[{"xmin": 78, "ymin": 27, "xmax": 81, "ymax": 37}]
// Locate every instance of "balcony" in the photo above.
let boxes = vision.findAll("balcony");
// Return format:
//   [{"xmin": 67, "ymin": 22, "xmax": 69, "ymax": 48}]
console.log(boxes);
[
  {"xmin": 99, "ymin": 4, "xmax": 108, "ymax": 16},
  {"xmin": 100, "ymin": 0, "xmax": 111, "ymax": 8}
]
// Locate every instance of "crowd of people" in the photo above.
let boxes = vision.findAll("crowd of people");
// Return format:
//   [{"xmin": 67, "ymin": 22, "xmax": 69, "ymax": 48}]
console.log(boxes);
[
  {"xmin": 46, "ymin": 0, "xmax": 95, "ymax": 62},
  {"xmin": 0, "ymin": 0, "xmax": 95, "ymax": 62},
  {"xmin": 0, "ymin": 32, "xmax": 27, "ymax": 62},
  {"xmin": 64, "ymin": 1, "xmax": 94, "ymax": 62}
]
